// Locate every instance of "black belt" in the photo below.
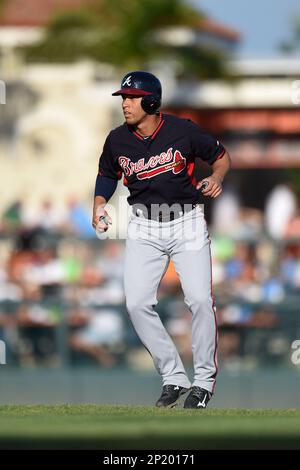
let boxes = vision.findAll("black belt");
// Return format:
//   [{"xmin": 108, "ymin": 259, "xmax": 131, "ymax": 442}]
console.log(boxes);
[{"xmin": 132, "ymin": 203, "xmax": 198, "ymax": 222}]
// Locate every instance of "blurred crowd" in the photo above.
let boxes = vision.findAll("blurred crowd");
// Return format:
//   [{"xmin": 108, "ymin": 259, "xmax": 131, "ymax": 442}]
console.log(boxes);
[{"xmin": 0, "ymin": 182, "xmax": 300, "ymax": 371}]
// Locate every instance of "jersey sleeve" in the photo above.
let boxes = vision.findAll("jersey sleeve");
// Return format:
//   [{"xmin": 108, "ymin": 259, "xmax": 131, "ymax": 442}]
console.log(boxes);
[
  {"xmin": 94, "ymin": 174, "xmax": 118, "ymax": 201},
  {"xmin": 98, "ymin": 134, "xmax": 123, "ymax": 180},
  {"xmin": 190, "ymin": 122, "xmax": 226, "ymax": 165}
]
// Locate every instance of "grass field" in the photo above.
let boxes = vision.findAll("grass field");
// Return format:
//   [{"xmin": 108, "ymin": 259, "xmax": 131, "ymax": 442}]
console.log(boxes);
[{"xmin": 0, "ymin": 405, "xmax": 300, "ymax": 449}]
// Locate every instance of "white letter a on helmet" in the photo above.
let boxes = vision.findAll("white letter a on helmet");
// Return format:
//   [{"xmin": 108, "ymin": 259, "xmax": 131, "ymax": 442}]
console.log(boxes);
[{"xmin": 122, "ymin": 76, "xmax": 132, "ymax": 87}]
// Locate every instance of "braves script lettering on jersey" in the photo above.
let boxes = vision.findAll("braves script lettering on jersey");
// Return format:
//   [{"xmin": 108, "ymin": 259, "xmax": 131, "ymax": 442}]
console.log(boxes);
[{"xmin": 119, "ymin": 147, "xmax": 186, "ymax": 180}]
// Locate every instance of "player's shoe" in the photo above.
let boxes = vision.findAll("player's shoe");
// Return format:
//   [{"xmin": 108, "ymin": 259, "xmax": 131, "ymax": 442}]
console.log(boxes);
[
  {"xmin": 183, "ymin": 386, "xmax": 212, "ymax": 409},
  {"xmin": 155, "ymin": 384, "xmax": 190, "ymax": 408}
]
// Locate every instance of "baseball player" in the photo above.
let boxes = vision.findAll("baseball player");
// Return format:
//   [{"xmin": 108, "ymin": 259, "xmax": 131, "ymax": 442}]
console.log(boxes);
[{"xmin": 92, "ymin": 71, "xmax": 231, "ymax": 408}]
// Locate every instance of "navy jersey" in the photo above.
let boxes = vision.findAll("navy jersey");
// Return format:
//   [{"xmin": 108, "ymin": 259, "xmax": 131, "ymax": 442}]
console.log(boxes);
[{"xmin": 97, "ymin": 113, "xmax": 226, "ymax": 206}]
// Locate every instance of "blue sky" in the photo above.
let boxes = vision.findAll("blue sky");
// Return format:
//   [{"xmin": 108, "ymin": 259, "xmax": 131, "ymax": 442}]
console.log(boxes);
[{"xmin": 190, "ymin": 0, "xmax": 300, "ymax": 57}]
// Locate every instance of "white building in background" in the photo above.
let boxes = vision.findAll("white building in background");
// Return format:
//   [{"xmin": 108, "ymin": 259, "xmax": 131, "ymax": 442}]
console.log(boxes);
[{"xmin": 0, "ymin": 59, "xmax": 122, "ymax": 214}]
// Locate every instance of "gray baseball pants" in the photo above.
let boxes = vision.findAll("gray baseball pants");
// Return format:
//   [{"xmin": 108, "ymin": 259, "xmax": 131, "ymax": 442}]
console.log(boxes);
[{"xmin": 123, "ymin": 205, "xmax": 218, "ymax": 393}]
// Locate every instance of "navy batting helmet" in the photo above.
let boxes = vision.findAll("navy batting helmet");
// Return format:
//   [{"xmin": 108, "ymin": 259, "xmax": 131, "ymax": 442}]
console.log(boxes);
[{"xmin": 112, "ymin": 71, "xmax": 162, "ymax": 115}]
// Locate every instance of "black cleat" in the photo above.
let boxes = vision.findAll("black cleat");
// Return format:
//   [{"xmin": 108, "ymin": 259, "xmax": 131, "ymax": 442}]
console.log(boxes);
[
  {"xmin": 155, "ymin": 384, "xmax": 190, "ymax": 408},
  {"xmin": 183, "ymin": 386, "xmax": 212, "ymax": 409}
]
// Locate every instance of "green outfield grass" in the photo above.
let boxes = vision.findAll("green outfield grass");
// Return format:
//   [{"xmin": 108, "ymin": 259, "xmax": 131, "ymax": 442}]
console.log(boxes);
[{"xmin": 0, "ymin": 406, "xmax": 299, "ymax": 449}]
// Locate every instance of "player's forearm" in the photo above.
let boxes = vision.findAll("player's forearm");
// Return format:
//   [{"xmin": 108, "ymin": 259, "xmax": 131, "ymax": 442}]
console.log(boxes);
[
  {"xmin": 92, "ymin": 195, "xmax": 111, "ymax": 230},
  {"xmin": 211, "ymin": 151, "xmax": 231, "ymax": 183},
  {"xmin": 93, "ymin": 174, "xmax": 117, "ymax": 228},
  {"xmin": 94, "ymin": 174, "xmax": 118, "ymax": 202},
  {"xmin": 94, "ymin": 195, "xmax": 107, "ymax": 208}
]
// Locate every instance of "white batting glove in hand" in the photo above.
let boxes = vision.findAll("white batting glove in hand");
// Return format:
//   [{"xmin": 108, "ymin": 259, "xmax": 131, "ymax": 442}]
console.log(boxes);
[
  {"xmin": 94, "ymin": 207, "xmax": 112, "ymax": 234},
  {"xmin": 196, "ymin": 177, "xmax": 223, "ymax": 198},
  {"xmin": 197, "ymin": 180, "xmax": 209, "ymax": 191}
]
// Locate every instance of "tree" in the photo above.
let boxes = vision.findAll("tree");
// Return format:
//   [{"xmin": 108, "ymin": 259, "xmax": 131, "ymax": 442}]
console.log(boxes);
[
  {"xmin": 278, "ymin": 15, "xmax": 300, "ymax": 53},
  {"xmin": 17, "ymin": 0, "xmax": 229, "ymax": 79}
]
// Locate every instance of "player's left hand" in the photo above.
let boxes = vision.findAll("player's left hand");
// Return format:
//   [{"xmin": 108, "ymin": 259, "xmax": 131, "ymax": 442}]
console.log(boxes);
[{"xmin": 196, "ymin": 176, "xmax": 223, "ymax": 198}]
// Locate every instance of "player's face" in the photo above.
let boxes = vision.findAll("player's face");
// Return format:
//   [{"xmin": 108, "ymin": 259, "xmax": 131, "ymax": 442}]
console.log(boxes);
[{"xmin": 122, "ymin": 95, "xmax": 147, "ymax": 125}]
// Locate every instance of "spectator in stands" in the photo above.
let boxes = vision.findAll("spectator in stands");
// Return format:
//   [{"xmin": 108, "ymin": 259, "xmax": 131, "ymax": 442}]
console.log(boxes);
[
  {"xmin": 69, "ymin": 308, "xmax": 125, "ymax": 366},
  {"xmin": 265, "ymin": 183, "xmax": 297, "ymax": 239},
  {"xmin": 283, "ymin": 201, "xmax": 300, "ymax": 240}
]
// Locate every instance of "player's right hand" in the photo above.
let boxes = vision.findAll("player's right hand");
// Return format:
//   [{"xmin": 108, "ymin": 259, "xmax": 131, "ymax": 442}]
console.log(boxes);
[
  {"xmin": 196, "ymin": 176, "xmax": 223, "ymax": 198},
  {"xmin": 92, "ymin": 206, "xmax": 112, "ymax": 232}
]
